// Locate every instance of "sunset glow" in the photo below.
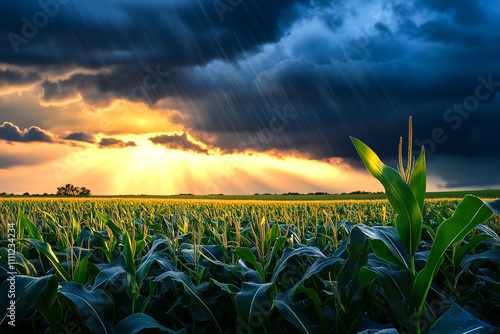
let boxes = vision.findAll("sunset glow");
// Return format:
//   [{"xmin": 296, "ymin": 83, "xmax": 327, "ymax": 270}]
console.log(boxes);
[{"xmin": 1, "ymin": 0, "xmax": 499, "ymax": 195}]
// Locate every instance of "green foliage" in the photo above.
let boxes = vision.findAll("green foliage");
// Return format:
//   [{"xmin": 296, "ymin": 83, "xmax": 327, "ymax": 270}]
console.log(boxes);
[
  {"xmin": 0, "ymin": 177, "xmax": 499, "ymax": 333},
  {"xmin": 351, "ymin": 118, "xmax": 500, "ymax": 334}
]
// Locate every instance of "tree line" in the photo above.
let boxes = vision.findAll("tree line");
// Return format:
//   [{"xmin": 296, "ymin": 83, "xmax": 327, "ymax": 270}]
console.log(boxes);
[{"xmin": 0, "ymin": 184, "xmax": 92, "ymax": 196}]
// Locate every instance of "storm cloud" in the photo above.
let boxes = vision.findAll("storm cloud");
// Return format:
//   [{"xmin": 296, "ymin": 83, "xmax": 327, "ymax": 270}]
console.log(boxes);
[
  {"xmin": 98, "ymin": 137, "xmax": 137, "ymax": 149},
  {"xmin": 63, "ymin": 132, "xmax": 96, "ymax": 143},
  {"xmin": 1, "ymin": 0, "xmax": 499, "ymax": 187},
  {"xmin": 0, "ymin": 122, "xmax": 55, "ymax": 143},
  {"xmin": 149, "ymin": 132, "xmax": 209, "ymax": 154}
]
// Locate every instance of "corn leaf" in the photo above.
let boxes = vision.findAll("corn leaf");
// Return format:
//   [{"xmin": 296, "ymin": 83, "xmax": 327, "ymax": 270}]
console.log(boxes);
[
  {"xmin": 351, "ymin": 137, "xmax": 422, "ymax": 256},
  {"xmin": 413, "ymin": 195, "xmax": 497, "ymax": 316}
]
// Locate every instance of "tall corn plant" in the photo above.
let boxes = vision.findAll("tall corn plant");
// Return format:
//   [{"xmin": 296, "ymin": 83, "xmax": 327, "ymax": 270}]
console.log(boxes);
[{"xmin": 351, "ymin": 117, "xmax": 500, "ymax": 333}]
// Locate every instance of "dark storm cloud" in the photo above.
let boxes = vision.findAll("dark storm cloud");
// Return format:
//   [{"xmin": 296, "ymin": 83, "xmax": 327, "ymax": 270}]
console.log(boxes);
[
  {"xmin": 149, "ymin": 133, "xmax": 209, "ymax": 154},
  {"xmin": 1, "ymin": 0, "xmax": 499, "ymax": 188},
  {"xmin": 0, "ymin": 122, "xmax": 55, "ymax": 143},
  {"xmin": 63, "ymin": 132, "xmax": 95, "ymax": 143},
  {"xmin": 98, "ymin": 137, "xmax": 137, "ymax": 149},
  {"xmin": 0, "ymin": 0, "xmax": 320, "ymax": 67},
  {"xmin": 0, "ymin": 68, "xmax": 41, "ymax": 87}
]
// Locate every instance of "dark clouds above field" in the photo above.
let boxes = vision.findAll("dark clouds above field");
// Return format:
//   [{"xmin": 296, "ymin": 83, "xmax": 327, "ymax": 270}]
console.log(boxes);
[{"xmin": 1, "ymin": 0, "xmax": 499, "ymax": 189}]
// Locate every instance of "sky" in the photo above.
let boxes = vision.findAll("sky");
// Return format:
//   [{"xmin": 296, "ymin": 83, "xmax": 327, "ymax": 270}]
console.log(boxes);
[{"xmin": 0, "ymin": 0, "xmax": 499, "ymax": 195}]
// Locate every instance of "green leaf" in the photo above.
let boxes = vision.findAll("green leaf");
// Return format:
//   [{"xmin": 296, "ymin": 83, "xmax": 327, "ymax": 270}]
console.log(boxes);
[
  {"xmin": 270, "ymin": 247, "xmax": 326, "ymax": 282},
  {"xmin": 122, "ymin": 231, "xmax": 136, "ymax": 276},
  {"xmin": 360, "ymin": 267, "xmax": 414, "ymax": 332},
  {"xmin": 274, "ymin": 293, "xmax": 320, "ymax": 334},
  {"xmin": 19, "ymin": 209, "xmax": 43, "ymax": 242},
  {"xmin": 356, "ymin": 225, "xmax": 411, "ymax": 273},
  {"xmin": 97, "ymin": 212, "xmax": 122, "ymax": 239},
  {"xmin": 210, "ymin": 278, "xmax": 241, "ymax": 296},
  {"xmin": 36, "ymin": 274, "xmax": 63, "ymax": 330},
  {"xmin": 410, "ymin": 147, "xmax": 426, "ymax": 213},
  {"xmin": 236, "ymin": 247, "xmax": 265, "ymax": 281},
  {"xmin": 72, "ymin": 216, "xmax": 79, "ymax": 244},
  {"xmin": 335, "ymin": 226, "xmax": 370, "ymax": 334},
  {"xmin": 0, "ymin": 275, "xmax": 59, "ymax": 332},
  {"xmin": 428, "ymin": 304, "xmax": 498, "ymax": 334},
  {"xmin": 0, "ymin": 248, "xmax": 36, "ymax": 276},
  {"xmin": 292, "ymin": 287, "xmax": 328, "ymax": 333},
  {"xmin": 235, "ymin": 282, "xmax": 276, "ymax": 332},
  {"xmin": 288, "ymin": 257, "xmax": 344, "ymax": 296},
  {"xmin": 59, "ymin": 282, "xmax": 114, "ymax": 334},
  {"xmin": 453, "ymin": 233, "xmax": 493, "ymax": 268},
  {"xmin": 414, "ymin": 195, "xmax": 496, "ymax": 316},
  {"xmin": 115, "ymin": 313, "xmax": 188, "ymax": 334},
  {"xmin": 155, "ymin": 271, "xmax": 223, "ymax": 333},
  {"xmin": 23, "ymin": 238, "xmax": 70, "ymax": 281},
  {"xmin": 74, "ymin": 249, "xmax": 94, "ymax": 284},
  {"xmin": 264, "ymin": 236, "xmax": 288, "ymax": 272},
  {"xmin": 351, "ymin": 137, "xmax": 422, "ymax": 256}
]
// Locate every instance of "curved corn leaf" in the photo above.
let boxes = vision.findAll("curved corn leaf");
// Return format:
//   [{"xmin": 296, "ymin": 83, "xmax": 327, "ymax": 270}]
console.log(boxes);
[
  {"xmin": 413, "ymin": 195, "xmax": 497, "ymax": 316},
  {"xmin": 59, "ymin": 282, "xmax": 114, "ymax": 334},
  {"xmin": 97, "ymin": 212, "xmax": 122, "ymax": 239},
  {"xmin": 291, "ymin": 287, "xmax": 328, "ymax": 332},
  {"xmin": 74, "ymin": 249, "xmax": 94, "ymax": 284},
  {"xmin": 351, "ymin": 137, "xmax": 422, "ymax": 256},
  {"xmin": 271, "ymin": 247, "xmax": 326, "ymax": 282},
  {"xmin": 0, "ymin": 248, "xmax": 36, "ymax": 276},
  {"xmin": 23, "ymin": 238, "xmax": 70, "ymax": 281},
  {"xmin": 0, "ymin": 275, "xmax": 59, "ymax": 333},
  {"xmin": 360, "ymin": 267, "xmax": 414, "ymax": 332},
  {"xmin": 356, "ymin": 225, "xmax": 411, "ymax": 273},
  {"xmin": 288, "ymin": 256, "xmax": 344, "ymax": 296},
  {"xmin": 237, "ymin": 259, "xmax": 263, "ymax": 283},
  {"xmin": 264, "ymin": 236, "xmax": 288, "ymax": 272},
  {"xmin": 155, "ymin": 271, "xmax": 223, "ymax": 333},
  {"xmin": 115, "ymin": 313, "xmax": 187, "ymax": 334},
  {"xmin": 19, "ymin": 209, "xmax": 43, "ymax": 242},
  {"xmin": 122, "ymin": 231, "xmax": 137, "ymax": 276},
  {"xmin": 236, "ymin": 247, "xmax": 265, "ymax": 281},
  {"xmin": 453, "ymin": 234, "xmax": 493, "ymax": 268},
  {"xmin": 235, "ymin": 282, "xmax": 276, "ymax": 332},
  {"xmin": 428, "ymin": 304, "xmax": 498, "ymax": 334},
  {"xmin": 274, "ymin": 293, "xmax": 319, "ymax": 334},
  {"xmin": 475, "ymin": 224, "xmax": 500, "ymax": 245}
]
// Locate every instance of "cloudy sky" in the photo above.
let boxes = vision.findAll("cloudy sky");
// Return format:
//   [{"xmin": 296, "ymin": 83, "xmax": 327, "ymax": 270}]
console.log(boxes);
[{"xmin": 0, "ymin": 0, "xmax": 499, "ymax": 195}]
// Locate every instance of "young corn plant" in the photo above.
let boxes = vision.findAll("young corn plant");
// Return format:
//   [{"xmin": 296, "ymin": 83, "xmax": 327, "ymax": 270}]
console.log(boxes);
[{"xmin": 351, "ymin": 117, "xmax": 500, "ymax": 333}]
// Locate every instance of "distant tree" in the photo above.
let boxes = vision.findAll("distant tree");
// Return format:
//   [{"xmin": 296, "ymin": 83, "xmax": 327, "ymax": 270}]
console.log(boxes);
[
  {"xmin": 79, "ymin": 187, "xmax": 91, "ymax": 196},
  {"xmin": 56, "ymin": 184, "xmax": 92, "ymax": 196},
  {"xmin": 23, "ymin": 192, "xmax": 30, "ymax": 196}
]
